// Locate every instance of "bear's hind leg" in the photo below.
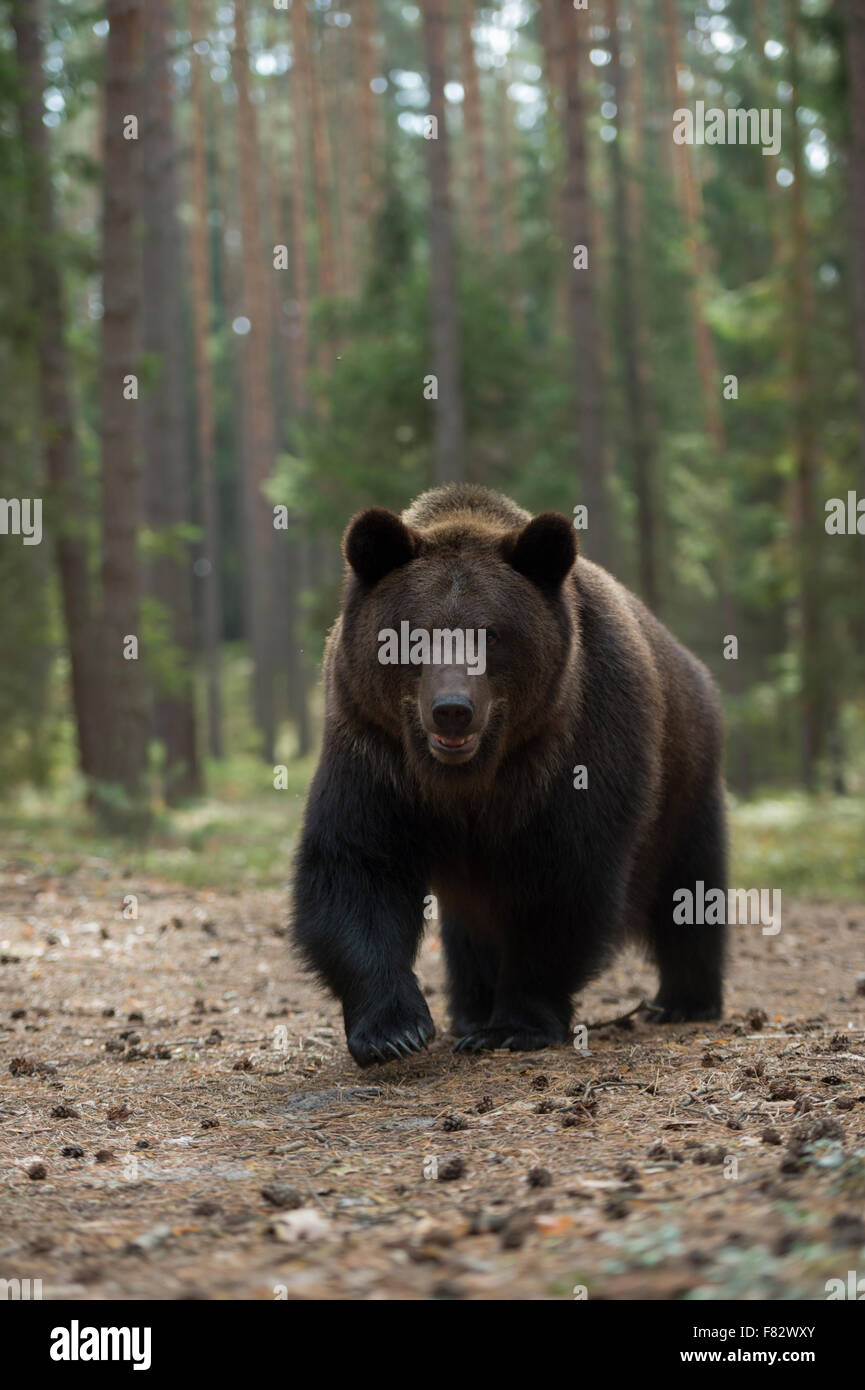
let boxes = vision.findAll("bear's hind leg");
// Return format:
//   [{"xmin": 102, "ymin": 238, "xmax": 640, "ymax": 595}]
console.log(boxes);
[
  {"xmin": 441, "ymin": 915, "xmax": 498, "ymax": 1036},
  {"xmin": 453, "ymin": 871, "xmax": 626, "ymax": 1053},
  {"xmin": 648, "ymin": 780, "xmax": 727, "ymax": 1023}
]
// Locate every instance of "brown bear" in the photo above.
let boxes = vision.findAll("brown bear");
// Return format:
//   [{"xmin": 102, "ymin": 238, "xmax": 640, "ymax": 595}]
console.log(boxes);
[{"xmin": 292, "ymin": 484, "xmax": 727, "ymax": 1067}]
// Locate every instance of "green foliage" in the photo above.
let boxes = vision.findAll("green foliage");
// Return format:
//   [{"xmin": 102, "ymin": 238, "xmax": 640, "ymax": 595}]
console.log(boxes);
[{"xmin": 731, "ymin": 793, "xmax": 865, "ymax": 899}]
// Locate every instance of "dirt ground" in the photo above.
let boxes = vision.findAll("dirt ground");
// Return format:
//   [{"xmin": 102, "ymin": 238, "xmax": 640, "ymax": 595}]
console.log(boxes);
[{"xmin": 1, "ymin": 858, "xmax": 864, "ymax": 1301}]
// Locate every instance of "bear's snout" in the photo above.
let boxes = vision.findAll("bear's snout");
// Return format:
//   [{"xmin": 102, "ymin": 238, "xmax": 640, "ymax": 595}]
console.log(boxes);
[
  {"xmin": 431, "ymin": 693, "xmax": 474, "ymax": 735},
  {"xmin": 419, "ymin": 667, "xmax": 490, "ymax": 764}
]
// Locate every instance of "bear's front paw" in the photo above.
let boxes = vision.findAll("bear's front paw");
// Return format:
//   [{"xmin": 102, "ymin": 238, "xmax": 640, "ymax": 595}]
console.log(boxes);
[
  {"xmin": 651, "ymin": 992, "xmax": 722, "ymax": 1024},
  {"xmin": 453, "ymin": 1021, "xmax": 567, "ymax": 1054},
  {"xmin": 345, "ymin": 998, "xmax": 435, "ymax": 1068}
]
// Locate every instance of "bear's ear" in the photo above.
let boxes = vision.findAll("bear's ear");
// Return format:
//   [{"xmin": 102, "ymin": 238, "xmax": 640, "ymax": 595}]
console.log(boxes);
[
  {"xmin": 504, "ymin": 512, "xmax": 577, "ymax": 589},
  {"xmin": 343, "ymin": 507, "xmax": 418, "ymax": 586}
]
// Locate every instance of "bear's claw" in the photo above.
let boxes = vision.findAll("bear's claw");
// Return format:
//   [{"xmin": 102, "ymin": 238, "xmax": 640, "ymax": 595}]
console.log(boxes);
[
  {"xmin": 347, "ymin": 1008, "xmax": 435, "ymax": 1068},
  {"xmin": 453, "ymin": 1023, "xmax": 564, "ymax": 1054},
  {"xmin": 651, "ymin": 995, "xmax": 722, "ymax": 1024}
]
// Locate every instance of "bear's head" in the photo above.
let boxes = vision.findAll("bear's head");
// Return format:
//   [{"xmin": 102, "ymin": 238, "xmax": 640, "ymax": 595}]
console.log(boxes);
[{"xmin": 338, "ymin": 498, "xmax": 578, "ymax": 792}]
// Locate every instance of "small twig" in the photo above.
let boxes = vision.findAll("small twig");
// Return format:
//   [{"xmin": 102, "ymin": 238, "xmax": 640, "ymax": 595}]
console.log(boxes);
[
  {"xmin": 301, "ymin": 1175, "xmax": 330, "ymax": 1212},
  {"xmin": 591, "ymin": 1080, "xmax": 648, "ymax": 1089},
  {"xmin": 583, "ymin": 999, "xmax": 663, "ymax": 1030}
]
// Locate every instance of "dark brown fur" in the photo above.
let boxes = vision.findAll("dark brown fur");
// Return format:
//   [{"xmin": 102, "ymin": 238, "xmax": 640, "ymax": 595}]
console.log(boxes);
[{"xmin": 292, "ymin": 485, "xmax": 727, "ymax": 1066}]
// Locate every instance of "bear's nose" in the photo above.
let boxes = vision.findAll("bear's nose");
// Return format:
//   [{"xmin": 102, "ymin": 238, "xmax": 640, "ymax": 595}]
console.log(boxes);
[{"xmin": 431, "ymin": 694, "xmax": 474, "ymax": 734}]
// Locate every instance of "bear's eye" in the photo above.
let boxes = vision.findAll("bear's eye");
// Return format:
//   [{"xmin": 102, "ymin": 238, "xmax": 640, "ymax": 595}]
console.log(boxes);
[{"xmin": 485, "ymin": 628, "xmax": 500, "ymax": 647}]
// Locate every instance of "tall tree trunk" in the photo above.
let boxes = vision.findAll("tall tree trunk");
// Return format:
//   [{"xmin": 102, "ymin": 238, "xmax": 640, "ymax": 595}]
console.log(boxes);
[
  {"xmin": 538, "ymin": 0, "xmax": 569, "ymax": 339},
  {"xmin": 421, "ymin": 0, "xmax": 466, "ymax": 483},
  {"xmin": 496, "ymin": 68, "xmax": 519, "ymax": 259},
  {"xmin": 282, "ymin": 42, "xmax": 313, "ymax": 755},
  {"xmin": 605, "ymin": 0, "xmax": 658, "ymax": 609},
  {"xmin": 662, "ymin": 0, "xmax": 724, "ymax": 452},
  {"xmin": 786, "ymin": 0, "xmax": 822, "ymax": 789},
  {"xmin": 96, "ymin": 0, "xmax": 150, "ymax": 829},
  {"xmin": 140, "ymin": 0, "xmax": 201, "ymax": 801},
  {"xmin": 189, "ymin": 0, "xmax": 224, "ymax": 760},
  {"xmin": 753, "ymin": 0, "xmax": 784, "ymax": 266},
  {"xmin": 288, "ymin": 56, "xmax": 311, "ymax": 415},
  {"xmin": 626, "ymin": 0, "xmax": 666, "ymax": 583},
  {"xmin": 355, "ymin": 0, "xmax": 380, "ymax": 231},
  {"xmin": 11, "ymin": 0, "xmax": 101, "ymax": 783},
  {"xmin": 842, "ymin": 0, "xmax": 865, "ymax": 493},
  {"xmin": 841, "ymin": 0, "xmax": 865, "ymax": 680},
  {"xmin": 327, "ymin": 23, "xmax": 357, "ymax": 299},
  {"xmin": 210, "ymin": 81, "xmax": 246, "ymax": 647},
  {"xmin": 292, "ymin": 0, "xmax": 337, "ymax": 301},
  {"xmin": 555, "ymin": 0, "xmax": 613, "ymax": 569},
  {"xmin": 458, "ymin": 0, "xmax": 491, "ymax": 247},
  {"xmin": 234, "ymin": 0, "xmax": 277, "ymax": 762}
]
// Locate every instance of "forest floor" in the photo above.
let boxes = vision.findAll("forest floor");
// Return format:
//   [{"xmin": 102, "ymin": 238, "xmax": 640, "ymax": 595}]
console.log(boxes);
[{"xmin": 2, "ymin": 841, "xmax": 865, "ymax": 1302}]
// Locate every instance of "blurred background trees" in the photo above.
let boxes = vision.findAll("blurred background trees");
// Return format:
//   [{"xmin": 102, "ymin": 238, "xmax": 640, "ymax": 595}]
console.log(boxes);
[{"xmin": 2, "ymin": 0, "xmax": 865, "ymax": 833}]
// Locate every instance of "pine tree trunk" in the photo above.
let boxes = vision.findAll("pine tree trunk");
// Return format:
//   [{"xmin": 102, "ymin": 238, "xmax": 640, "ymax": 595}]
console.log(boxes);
[
  {"xmin": 459, "ymin": 1, "xmax": 491, "ymax": 247},
  {"xmin": 288, "ymin": 54, "xmax": 311, "ymax": 415},
  {"xmin": 96, "ymin": 0, "xmax": 150, "ymax": 829},
  {"xmin": 538, "ymin": 0, "xmax": 569, "ymax": 339},
  {"xmin": 328, "ymin": 25, "xmax": 357, "ymax": 300},
  {"xmin": 555, "ymin": 0, "xmax": 613, "ymax": 569},
  {"xmin": 11, "ymin": 0, "xmax": 102, "ymax": 784},
  {"xmin": 292, "ymin": 0, "xmax": 337, "ymax": 301},
  {"xmin": 422, "ymin": 0, "xmax": 466, "ymax": 483},
  {"xmin": 140, "ymin": 0, "xmax": 201, "ymax": 801},
  {"xmin": 786, "ymin": 0, "xmax": 822, "ymax": 789},
  {"xmin": 496, "ymin": 70, "xmax": 519, "ymax": 260},
  {"xmin": 234, "ymin": 0, "xmax": 277, "ymax": 762},
  {"xmin": 355, "ymin": 0, "xmax": 380, "ymax": 231},
  {"xmin": 662, "ymin": 0, "xmax": 724, "ymax": 452},
  {"xmin": 189, "ymin": 0, "xmax": 224, "ymax": 760},
  {"xmin": 605, "ymin": 0, "xmax": 658, "ymax": 608},
  {"xmin": 280, "ymin": 36, "xmax": 313, "ymax": 756},
  {"xmin": 753, "ymin": 0, "xmax": 784, "ymax": 265},
  {"xmin": 842, "ymin": 0, "xmax": 865, "ymax": 493}
]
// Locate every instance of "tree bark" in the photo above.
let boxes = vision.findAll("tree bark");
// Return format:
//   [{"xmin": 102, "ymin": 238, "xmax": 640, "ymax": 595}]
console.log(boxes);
[
  {"xmin": 555, "ymin": 0, "xmax": 613, "ymax": 569},
  {"xmin": 538, "ymin": 0, "xmax": 569, "ymax": 339},
  {"xmin": 292, "ymin": 0, "xmax": 337, "ymax": 301},
  {"xmin": 753, "ymin": 0, "xmax": 784, "ymax": 266},
  {"xmin": 458, "ymin": 0, "xmax": 491, "ymax": 247},
  {"xmin": 327, "ymin": 23, "xmax": 357, "ymax": 299},
  {"xmin": 842, "ymin": 0, "xmax": 865, "ymax": 492},
  {"xmin": 189, "ymin": 0, "xmax": 224, "ymax": 760},
  {"xmin": 11, "ymin": 0, "xmax": 102, "ymax": 783},
  {"xmin": 496, "ymin": 68, "xmax": 519, "ymax": 259},
  {"xmin": 288, "ymin": 54, "xmax": 311, "ymax": 415},
  {"xmin": 421, "ymin": 0, "xmax": 466, "ymax": 483},
  {"xmin": 189, "ymin": 0, "xmax": 225, "ymax": 761},
  {"xmin": 786, "ymin": 0, "xmax": 822, "ymax": 789},
  {"xmin": 605, "ymin": 0, "xmax": 658, "ymax": 608},
  {"xmin": 96, "ymin": 0, "xmax": 150, "ymax": 828},
  {"xmin": 234, "ymin": 0, "xmax": 278, "ymax": 762},
  {"xmin": 662, "ymin": 0, "xmax": 725, "ymax": 453},
  {"xmin": 140, "ymin": 0, "xmax": 201, "ymax": 801},
  {"xmin": 355, "ymin": 0, "xmax": 380, "ymax": 230}
]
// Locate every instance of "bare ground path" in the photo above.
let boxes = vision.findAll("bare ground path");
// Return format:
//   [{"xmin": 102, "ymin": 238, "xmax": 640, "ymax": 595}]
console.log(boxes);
[{"xmin": 1, "ymin": 861, "xmax": 864, "ymax": 1300}]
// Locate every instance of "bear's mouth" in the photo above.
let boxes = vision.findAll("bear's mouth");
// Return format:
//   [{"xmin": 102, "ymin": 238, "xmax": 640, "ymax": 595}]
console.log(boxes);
[{"xmin": 428, "ymin": 731, "xmax": 480, "ymax": 763}]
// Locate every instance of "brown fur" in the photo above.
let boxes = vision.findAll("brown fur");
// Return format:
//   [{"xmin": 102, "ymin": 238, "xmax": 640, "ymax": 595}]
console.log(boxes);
[{"xmin": 292, "ymin": 485, "xmax": 727, "ymax": 1066}]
